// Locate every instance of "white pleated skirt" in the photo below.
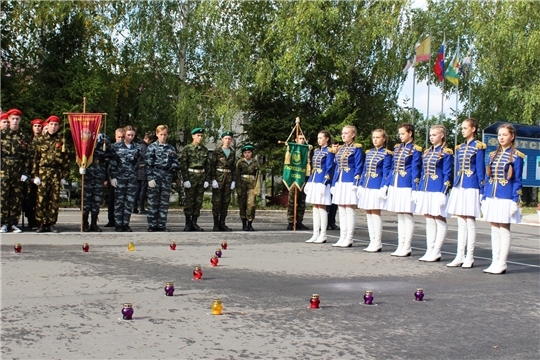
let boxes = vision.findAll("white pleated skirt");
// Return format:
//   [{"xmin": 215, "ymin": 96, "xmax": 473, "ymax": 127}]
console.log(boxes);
[
  {"xmin": 304, "ymin": 182, "xmax": 332, "ymax": 205},
  {"xmin": 357, "ymin": 187, "xmax": 385, "ymax": 210},
  {"xmin": 332, "ymin": 181, "xmax": 358, "ymax": 205},
  {"xmin": 385, "ymin": 186, "xmax": 414, "ymax": 213},
  {"xmin": 446, "ymin": 186, "xmax": 481, "ymax": 218},
  {"xmin": 481, "ymin": 197, "xmax": 520, "ymax": 224},
  {"xmin": 415, "ymin": 191, "xmax": 448, "ymax": 217}
]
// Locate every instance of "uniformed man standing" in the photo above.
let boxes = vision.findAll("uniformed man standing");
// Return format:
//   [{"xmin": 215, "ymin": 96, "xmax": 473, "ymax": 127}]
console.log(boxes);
[
  {"xmin": 104, "ymin": 128, "xmax": 125, "ymax": 227},
  {"xmin": 32, "ymin": 115, "xmax": 69, "ymax": 233},
  {"xmin": 287, "ymin": 134, "xmax": 310, "ymax": 230},
  {"xmin": 0, "ymin": 112, "xmax": 9, "ymax": 130},
  {"xmin": 23, "ymin": 118, "xmax": 43, "ymax": 230},
  {"xmin": 0, "ymin": 109, "xmax": 30, "ymax": 233},
  {"xmin": 210, "ymin": 131, "xmax": 236, "ymax": 231},
  {"xmin": 236, "ymin": 144, "xmax": 260, "ymax": 231},
  {"xmin": 180, "ymin": 128, "xmax": 210, "ymax": 232},
  {"xmin": 145, "ymin": 125, "xmax": 178, "ymax": 232}
]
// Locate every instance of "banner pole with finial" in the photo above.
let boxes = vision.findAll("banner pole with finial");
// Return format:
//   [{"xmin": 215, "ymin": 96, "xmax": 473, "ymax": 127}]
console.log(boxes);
[{"xmin": 80, "ymin": 97, "xmax": 87, "ymax": 232}]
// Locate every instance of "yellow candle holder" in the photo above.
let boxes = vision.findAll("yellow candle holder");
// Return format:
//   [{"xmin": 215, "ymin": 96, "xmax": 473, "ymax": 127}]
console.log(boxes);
[
  {"xmin": 127, "ymin": 242, "xmax": 135, "ymax": 251},
  {"xmin": 211, "ymin": 298, "xmax": 223, "ymax": 315}
]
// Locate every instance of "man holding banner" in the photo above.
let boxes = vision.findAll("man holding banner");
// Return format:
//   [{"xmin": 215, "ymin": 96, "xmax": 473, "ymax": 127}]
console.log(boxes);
[{"xmin": 283, "ymin": 135, "xmax": 310, "ymax": 230}]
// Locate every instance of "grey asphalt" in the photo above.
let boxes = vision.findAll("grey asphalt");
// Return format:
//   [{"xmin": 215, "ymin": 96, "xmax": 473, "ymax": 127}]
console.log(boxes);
[{"xmin": 1, "ymin": 209, "xmax": 539, "ymax": 359}]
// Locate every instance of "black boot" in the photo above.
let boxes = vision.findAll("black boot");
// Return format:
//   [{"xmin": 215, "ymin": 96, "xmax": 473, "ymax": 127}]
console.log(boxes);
[
  {"xmin": 184, "ymin": 215, "xmax": 193, "ymax": 232},
  {"xmin": 213, "ymin": 215, "xmax": 220, "ymax": 231},
  {"xmin": 247, "ymin": 220, "xmax": 255, "ymax": 231},
  {"xmin": 219, "ymin": 215, "xmax": 232, "ymax": 231},
  {"xmin": 191, "ymin": 216, "xmax": 204, "ymax": 231},
  {"xmin": 242, "ymin": 218, "xmax": 248, "ymax": 231},
  {"xmin": 90, "ymin": 213, "xmax": 102, "ymax": 232},
  {"xmin": 82, "ymin": 213, "xmax": 90, "ymax": 232}
]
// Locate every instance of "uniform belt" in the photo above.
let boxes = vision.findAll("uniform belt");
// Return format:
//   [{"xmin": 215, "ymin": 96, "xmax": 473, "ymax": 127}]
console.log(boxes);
[
  {"xmin": 241, "ymin": 175, "xmax": 255, "ymax": 179},
  {"xmin": 188, "ymin": 168, "xmax": 205, "ymax": 173},
  {"xmin": 216, "ymin": 168, "xmax": 231, "ymax": 173},
  {"xmin": 5, "ymin": 156, "xmax": 21, "ymax": 160}
]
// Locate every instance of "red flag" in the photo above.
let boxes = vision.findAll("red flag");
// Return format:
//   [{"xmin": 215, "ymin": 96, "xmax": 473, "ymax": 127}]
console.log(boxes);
[
  {"xmin": 433, "ymin": 42, "xmax": 445, "ymax": 82},
  {"xmin": 68, "ymin": 113, "xmax": 103, "ymax": 168}
]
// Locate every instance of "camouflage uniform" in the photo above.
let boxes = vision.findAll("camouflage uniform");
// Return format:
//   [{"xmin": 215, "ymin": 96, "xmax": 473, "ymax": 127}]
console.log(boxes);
[
  {"xmin": 0, "ymin": 128, "xmax": 30, "ymax": 230},
  {"xmin": 32, "ymin": 132, "xmax": 70, "ymax": 228},
  {"xmin": 210, "ymin": 147, "xmax": 236, "ymax": 231},
  {"xmin": 180, "ymin": 142, "xmax": 210, "ymax": 230},
  {"xmin": 145, "ymin": 141, "xmax": 178, "ymax": 230},
  {"xmin": 236, "ymin": 157, "xmax": 260, "ymax": 230},
  {"xmin": 23, "ymin": 134, "xmax": 41, "ymax": 229},
  {"xmin": 110, "ymin": 141, "xmax": 142, "ymax": 230},
  {"xmin": 82, "ymin": 133, "xmax": 111, "ymax": 232}
]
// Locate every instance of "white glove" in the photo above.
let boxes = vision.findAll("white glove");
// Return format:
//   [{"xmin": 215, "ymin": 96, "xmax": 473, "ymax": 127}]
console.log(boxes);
[
  {"xmin": 60, "ymin": 179, "xmax": 68, "ymax": 186},
  {"xmin": 204, "ymin": 181, "xmax": 209, "ymax": 188},
  {"xmin": 183, "ymin": 181, "xmax": 191, "ymax": 188},
  {"xmin": 33, "ymin": 177, "xmax": 41, "ymax": 185},
  {"xmin": 212, "ymin": 180, "xmax": 219, "ymax": 189},
  {"xmin": 437, "ymin": 193, "xmax": 447, "ymax": 207},
  {"xmin": 148, "ymin": 179, "xmax": 157, "ymax": 188},
  {"xmin": 479, "ymin": 194, "xmax": 483, "ymax": 202},
  {"xmin": 356, "ymin": 187, "xmax": 363, "ymax": 198},
  {"xmin": 379, "ymin": 185, "xmax": 388, "ymax": 200},
  {"xmin": 411, "ymin": 190, "xmax": 418, "ymax": 203},
  {"xmin": 352, "ymin": 186, "xmax": 358, "ymax": 194},
  {"xmin": 79, "ymin": 167, "xmax": 86, "ymax": 175},
  {"xmin": 510, "ymin": 201, "xmax": 518, "ymax": 217},
  {"xmin": 330, "ymin": 187, "xmax": 335, "ymax": 195},
  {"xmin": 230, "ymin": 181, "xmax": 236, "ymax": 190},
  {"xmin": 20, "ymin": 175, "xmax": 28, "ymax": 182},
  {"xmin": 111, "ymin": 178, "xmax": 118, "ymax": 187}
]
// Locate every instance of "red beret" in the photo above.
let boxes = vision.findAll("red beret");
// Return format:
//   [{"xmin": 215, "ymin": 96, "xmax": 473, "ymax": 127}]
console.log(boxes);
[
  {"xmin": 46, "ymin": 115, "xmax": 60, "ymax": 123},
  {"xmin": 0, "ymin": 113, "xmax": 8, "ymax": 120},
  {"xmin": 7, "ymin": 109, "xmax": 22, "ymax": 117},
  {"xmin": 31, "ymin": 118, "xmax": 43, "ymax": 126}
]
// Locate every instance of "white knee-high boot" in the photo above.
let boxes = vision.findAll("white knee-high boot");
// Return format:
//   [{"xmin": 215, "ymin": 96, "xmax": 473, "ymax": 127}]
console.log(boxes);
[
  {"xmin": 484, "ymin": 226, "xmax": 501, "ymax": 273},
  {"xmin": 315, "ymin": 208, "xmax": 328, "ymax": 243},
  {"xmin": 462, "ymin": 218, "xmax": 476, "ymax": 268},
  {"xmin": 306, "ymin": 207, "xmax": 320, "ymax": 243},
  {"xmin": 423, "ymin": 219, "xmax": 447, "ymax": 262},
  {"xmin": 490, "ymin": 227, "xmax": 511, "ymax": 274},
  {"xmin": 447, "ymin": 217, "xmax": 467, "ymax": 267},
  {"xmin": 363, "ymin": 213, "xmax": 374, "ymax": 251},
  {"xmin": 395, "ymin": 214, "xmax": 414, "ymax": 257},
  {"xmin": 333, "ymin": 206, "xmax": 347, "ymax": 247},
  {"xmin": 419, "ymin": 217, "xmax": 437, "ymax": 261},
  {"xmin": 338, "ymin": 207, "xmax": 356, "ymax": 247},
  {"xmin": 391, "ymin": 214, "xmax": 405, "ymax": 256},
  {"xmin": 364, "ymin": 214, "xmax": 382, "ymax": 252}
]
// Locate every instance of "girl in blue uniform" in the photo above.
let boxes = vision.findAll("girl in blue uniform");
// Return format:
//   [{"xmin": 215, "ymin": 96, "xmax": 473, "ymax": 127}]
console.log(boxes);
[
  {"xmin": 415, "ymin": 125, "xmax": 454, "ymax": 262},
  {"xmin": 482, "ymin": 123, "xmax": 523, "ymax": 275},
  {"xmin": 384, "ymin": 123, "xmax": 422, "ymax": 257},
  {"xmin": 446, "ymin": 118, "xmax": 486, "ymax": 268},
  {"xmin": 357, "ymin": 129, "xmax": 392, "ymax": 252},
  {"xmin": 331, "ymin": 125, "xmax": 364, "ymax": 248},
  {"xmin": 304, "ymin": 130, "xmax": 335, "ymax": 244}
]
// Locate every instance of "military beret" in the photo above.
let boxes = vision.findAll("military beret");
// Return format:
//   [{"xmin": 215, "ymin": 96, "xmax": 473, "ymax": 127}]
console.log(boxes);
[
  {"xmin": 221, "ymin": 130, "xmax": 234, "ymax": 138},
  {"xmin": 7, "ymin": 109, "xmax": 22, "ymax": 117},
  {"xmin": 47, "ymin": 115, "xmax": 61, "ymax": 123},
  {"xmin": 0, "ymin": 113, "xmax": 8, "ymax": 120},
  {"xmin": 31, "ymin": 119, "xmax": 43, "ymax": 126},
  {"xmin": 191, "ymin": 127, "xmax": 205, "ymax": 135},
  {"xmin": 241, "ymin": 144, "xmax": 254, "ymax": 152}
]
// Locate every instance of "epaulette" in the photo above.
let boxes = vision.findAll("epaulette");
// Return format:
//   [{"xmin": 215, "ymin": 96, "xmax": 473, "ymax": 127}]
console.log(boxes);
[
  {"xmin": 443, "ymin": 148, "xmax": 453, "ymax": 155},
  {"xmin": 394, "ymin": 143, "xmax": 400, "ymax": 148},
  {"xmin": 386, "ymin": 149, "xmax": 393, "ymax": 155},
  {"xmin": 327, "ymin": 147, "xmax": 337, "ymax": 154},
  {"xmin": 354, "ymin": 143, "xmax": 362, "ymax": 148},
  {"xmin": 414, "ymin": 144, "xmax": 423, "ymax": 152},
  {"xmin": 515, "ymin": 150, "xmax": 525, "ymax": 159},
  {"xmin": 423, "ymin": 148, "xmax": 430, "ymax": 154},
  {"xmin": 455, "ymin": 144, "xmax": 462, "ymax": 151},
  {"xmin": 476, "ymin": 141, "xmax": 486, "ymax": 150},
  {"xmin": 489, "ymin": 151, "xmax": 496, "ymax": 156}
]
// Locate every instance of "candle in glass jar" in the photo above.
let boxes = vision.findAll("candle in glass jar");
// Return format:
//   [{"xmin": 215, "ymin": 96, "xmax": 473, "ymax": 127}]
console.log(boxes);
[
  {"xmin": 14, "ymin": 243, "xmax": 22, "ymax": 253},
  {"xmin": 310, "ymin": 294, "xmax": 320, "ymax": 309},
  {"xmin": 193, "ymin": 266, "xmax": 203, "ymax": 280},
  {"xmin": 215, "ymin": 248, "xmax": 222, "ymax": 258},
  {"xmin": 364, "ymin": 291, "xmax": 374, "ymax": 305},
  {"xmin": 415, "ymin": 288, "xmax": 424, "ymax": 301},
  {"xmin": 221, "ymin": 241, "xmax": 227, "ymax": 250},
  {"xmin": 127, "ymin": 242, "xmax": 135, "ymax": 251},
  {"xmin": 210, "ymin": 255, "xmax": 219, "ymax": 267},
  {"xmin": 211, "ymin": 298, "xmax": 223, "ymax": 315},
  {"xmin": 164, "ymin": 282, "xmax": 175, "ymax": 296},
  {"xmin": 82, "ymin": 243, "xmax": 89, "ymax": 252},
  {"xmin": 122, "ymin": 303, "xmax": 134, "ymax": 320},
  {"xmin": 170, "ymin": 242, "xmax": 176, "ymax": 250}
]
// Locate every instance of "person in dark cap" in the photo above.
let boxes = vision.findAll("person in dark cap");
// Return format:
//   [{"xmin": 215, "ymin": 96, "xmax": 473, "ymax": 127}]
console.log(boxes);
[
  {"xmin": 210, "ymin": 131, "xmax": 236, "ymax": 231},
  {"xmin": 32, "ymin": 115, "xmax": 69, "ymax": 233},
  {"xmin": 236, "ymin": 144, "xmax": 260, "ymax": 231},
  {"xmin": 180, "ymin": 127, "xmax": 210, "ymax": 231}
]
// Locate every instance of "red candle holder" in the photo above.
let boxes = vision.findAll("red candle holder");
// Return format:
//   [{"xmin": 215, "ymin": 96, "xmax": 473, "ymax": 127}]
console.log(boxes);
[
  {"xmin": 193, "ymin": 266, "xmax": 203, "ymax": 280},
  {"xmin": 310, "ymin": 294, "xmax": 320, "ymax": 309},
  {"xmin": 221, "ymin": 241, "xmax": 228, "ymax": 250},
  {"xmin": 82, "ymin": 243, "xmax": 89, "ymax": 252},
  {"xmin": 210, "ymin": 255, "xmax": 219, "ymax": 267},
  {"xmin": 215, "ymin": 249, "xmax": 222, "ymax": 258},
  {"xmin": 14, "ymin": 243, "xmax": 22, "ymax": 253},
  {"xmin": 122, "ymin": 303, "xmax": 134, "ymax": 320},
  {"xmin": 170, "ymin": 242, "xmax": 176, "ymax": 250}
]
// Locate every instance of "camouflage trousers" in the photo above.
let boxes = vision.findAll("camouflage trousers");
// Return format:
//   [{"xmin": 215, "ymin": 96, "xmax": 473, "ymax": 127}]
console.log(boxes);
[
  {"xmin": 184, "ymin": 174, "xmax": 205, "ymax": 217},
  {"xmin": 237, "ymin": 187, "xmax": 256, "ymax": 221},
  {"xmin": 287, "ymin": 187, "xmax": 306, "ymax": 223},
  {"xmin": 147, "ymin": 173, "xmax": 172, "ymax": 228},
  {"xmin": 0, "ymin": 176, "xmax": 24, "ymax": 226},
  {"xmin": 83, "ymin": 175, "xmax": 105, "ymax": 215},
  {"xmin": 114, "ymin": 177, "xmax": 137, "ymax": 226},
  {"xmin": 36, "ymin": 170, "xmax": 62, "ymax": 225},
  {"xmin": 211, "ymin": 177, "xmax": 233, "ymax": 217},
  {"xmin": 23, "ymin": 182, "xmax": 38, "ymax": 227}
]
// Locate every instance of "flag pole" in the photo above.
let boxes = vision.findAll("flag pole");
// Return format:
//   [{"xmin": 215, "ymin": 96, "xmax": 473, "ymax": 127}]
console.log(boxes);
[
  {"xmin": 412, "ymin": 66, "xmax": 416, "ymax": 125},
  {"xmin": 80, "ymin": 97, "xmax": 86, "ymax": 232},
  {"xmin": 293, "ymin": 117, "xmax": 300, "ymax": 231},
  {"xmin": 426, "ymin": 33, "xmax": 431, "ymax": 147}
]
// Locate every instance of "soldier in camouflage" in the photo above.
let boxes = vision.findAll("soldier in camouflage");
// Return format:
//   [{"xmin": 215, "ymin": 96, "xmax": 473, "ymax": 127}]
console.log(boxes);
[
  {"xmin": 80, "ymin": 125, "xmax": 111, "ymax": 232},
  {"xmin": 145, "ymin": 125, "xmax": 179, "ymax": 232},
  {"xmin": 180, "ymin": 127, "xmax": 210, "ymax": 232},
  {"xmin": 110, "ymin": 125, "xmax": 142, "ymax": 232},
  {"xmin": 210, "ymin": 131, "xmax": 236, "ymax": 231},
  {"xmin": 0, "ymin": 109, "xmax": 30, "ymax": 233},
  {"xmin": 236, "ymin": 144, "xmax": 260, "ymax": 231},
  {"xmin": 32, "ymin": 115, "xmax": 70, "ymax": 233},
  {"xmin": 22, "ymin": 118, "xmax": 43, "ymax": 230},
  {"xmin": 0, "ymin": 112, "xmax": 9, "ymax": 131}
]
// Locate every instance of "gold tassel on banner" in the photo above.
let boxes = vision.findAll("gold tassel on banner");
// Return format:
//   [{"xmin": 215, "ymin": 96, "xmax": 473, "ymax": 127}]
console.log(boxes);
[{"xmin": 284, "ymin": 145, "xmax": 291, "ymax": 165}]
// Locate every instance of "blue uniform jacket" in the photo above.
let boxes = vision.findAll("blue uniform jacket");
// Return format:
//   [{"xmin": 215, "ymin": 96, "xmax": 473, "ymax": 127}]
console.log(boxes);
[
  {"xmin": 453, "ymin": 139, "xmax": 486, "ymax": 194},
  {"xmin": 110, "ymin": 141, "xmax": 142, "ymax": 180},
  {"xmin": 418, "ymin": 145, "xmax": 454, "ymax": 194},
  {"xmin": 484, "ymin": 147, "xmax": 524, "ymax": 203},
  {"xmin": 145, "ymin": 141, "xmax": 179, "ymax": 182},
  {"xmin": 307, "ymin": 146, "xmax": 335, "ymax": 185},
  {"xmin": 359, "ymin": 147, "xmax": 393, "ymax": 189},
  {"xmin": 385, "ymin": 142, "xmax": 423, "ymax": 189},
  {"xmin": 331, "ymin": 143, "xmax": 364, "ymax": 187}
]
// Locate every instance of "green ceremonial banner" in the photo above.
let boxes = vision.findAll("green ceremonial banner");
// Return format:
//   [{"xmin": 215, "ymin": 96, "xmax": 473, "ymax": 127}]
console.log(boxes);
[{"xmin": 282, "ymin": 142, "xmax": 309, "ymax": 190}]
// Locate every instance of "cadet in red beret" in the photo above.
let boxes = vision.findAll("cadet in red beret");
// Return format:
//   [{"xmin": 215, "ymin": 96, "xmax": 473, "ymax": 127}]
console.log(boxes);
[
  {"xmin": 0, "ymin": 113, "xmax": 9, "ymax": 131},
  {"xmin": 30, "ymin": 119, "xmax": 43, "ymax": 139},
  {"xmin": 23, "ymin": 119, "xmax": 44, "ymax": 229}
]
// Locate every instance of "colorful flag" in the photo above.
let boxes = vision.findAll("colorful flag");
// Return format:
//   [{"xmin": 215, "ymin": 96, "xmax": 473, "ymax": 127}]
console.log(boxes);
[
  {"xmin": 403, "ymin": 53, "xmax": 416, "ymax": 75},
  {"xmin": 433, "ymin": 41, "xmax": 445, "ymax": 82},
  {"xmin": 415, "ymin": 36, "xmax": 431, "ymax": 63},
  {"xmin": 461, "ymin": 54, "xmax": 472, "ymax": 77},
  {"xmin": 68, "ymin": 113, "xmax": 103, "ymax": 168},
  {"xmin": 282, "ymin": 142, "xmax": 309, "ymax": 190},
  {"xmin": 445, "ymin": 43, "xmax": 460, "ymax": 86}
]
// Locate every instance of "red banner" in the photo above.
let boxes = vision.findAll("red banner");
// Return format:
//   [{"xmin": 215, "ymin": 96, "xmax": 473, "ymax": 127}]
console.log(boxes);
[{"xmin": 67, "ymin": 113, "xmax": 103, "ymax": 168}]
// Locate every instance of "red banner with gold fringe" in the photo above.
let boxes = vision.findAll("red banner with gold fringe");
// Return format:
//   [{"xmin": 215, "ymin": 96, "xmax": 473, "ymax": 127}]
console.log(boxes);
[{"xmin": 67, "ymin": 113, "xmax": 103, "ymax": 168}]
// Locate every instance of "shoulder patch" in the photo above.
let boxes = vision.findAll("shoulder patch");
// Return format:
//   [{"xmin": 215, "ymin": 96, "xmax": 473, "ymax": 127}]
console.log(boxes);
[
  {"xmin": 455, "ymin": 144, "xmax": 462, "ymax": 151},
  {"xmin": 327, "ymin": 147, "xmax": 337, "ymax": 154},
  {"xmin": 476, "ymin": 141, "xmax": 486, "ymax": 150},
  {"xmin": 386, "ymin": 149, "xmax": 393, "ymax": 155},
  {"xmin": 394, "ymin": 144, "xmax": 400, "ymax": 148},
  {"xmin": 443, "ymin": 148, "xmax": 453, "ymax": 155},
  {"xmin": 354, "ymin": 143, "xmax": 362, "ymax": 148},
  {"xmin": 515, "ymin": 150, "xmax": 525, "ymax": 159},
  {"xmin": 414, "ymin": 144, "xmax": 423, "ymax": 152}
]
